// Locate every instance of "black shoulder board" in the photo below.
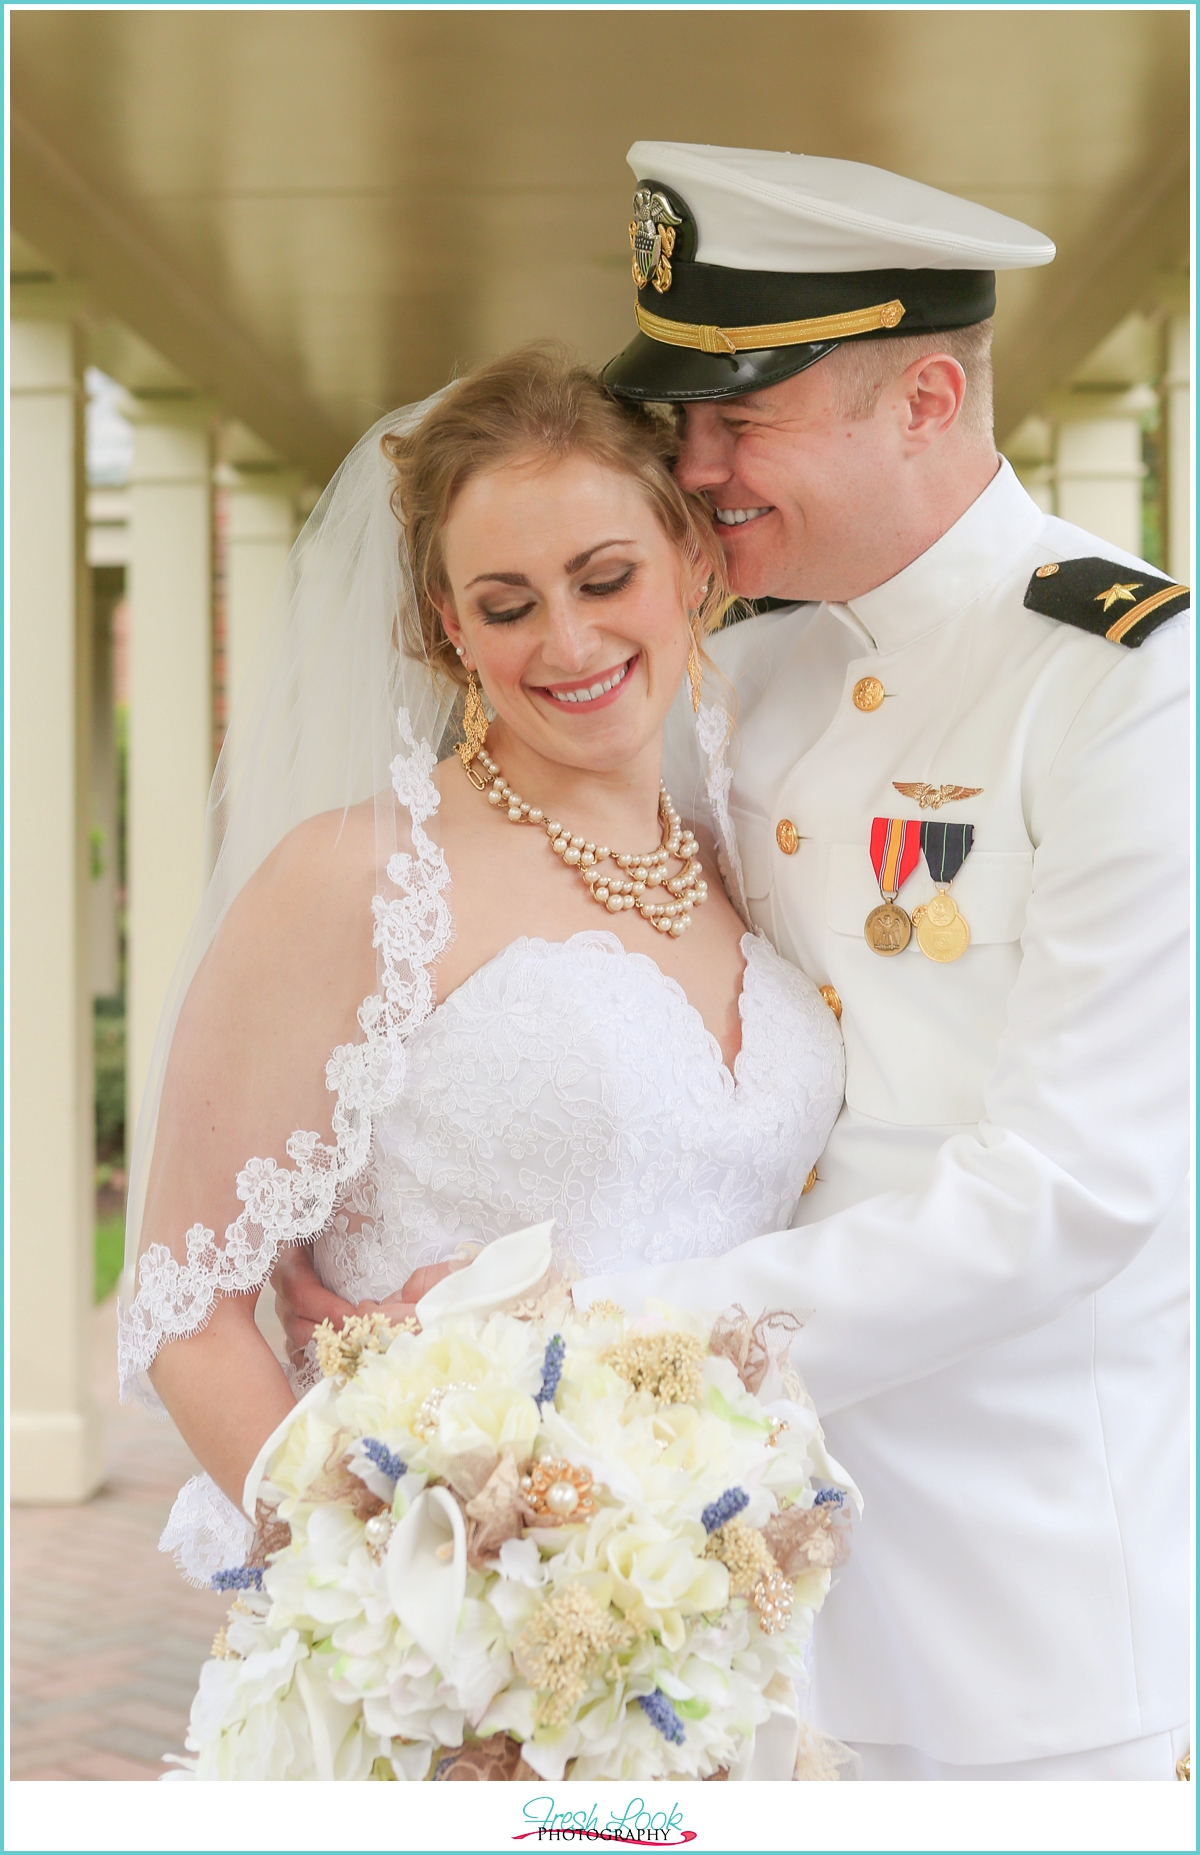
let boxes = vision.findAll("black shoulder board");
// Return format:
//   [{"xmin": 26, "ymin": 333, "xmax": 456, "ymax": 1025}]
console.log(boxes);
[{"xmin": 1024, "ymin": 556, "xmax": 1189, "ymax": 647}]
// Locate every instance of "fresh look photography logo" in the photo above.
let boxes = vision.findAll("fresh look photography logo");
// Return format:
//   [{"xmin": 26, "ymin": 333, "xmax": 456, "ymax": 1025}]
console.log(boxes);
[{"xmin": 514, "ymin": 1795, "xmax": 696, "ymax": 1845}]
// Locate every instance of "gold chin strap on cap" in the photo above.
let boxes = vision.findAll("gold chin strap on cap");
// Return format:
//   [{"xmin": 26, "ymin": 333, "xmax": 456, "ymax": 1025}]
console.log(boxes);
[{"xmin": 635, "ymin": 298, "xmax": 906, "ymax": 356}]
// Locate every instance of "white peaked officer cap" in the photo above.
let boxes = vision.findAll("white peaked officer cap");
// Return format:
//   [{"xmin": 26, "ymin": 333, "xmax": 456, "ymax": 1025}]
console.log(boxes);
[{"xmin": 603, "ymin": 141, "xmax": 1055, "ymax": 403}]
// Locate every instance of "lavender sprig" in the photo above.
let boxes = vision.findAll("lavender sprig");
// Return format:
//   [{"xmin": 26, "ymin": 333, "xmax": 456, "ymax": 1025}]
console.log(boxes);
[
  {"xmin": 701, "ymin": 1486, "xmax": 749, "ymax": 1534},
  {"xmin": 813, "ymin": 1487, "xmax": 845, "ymax": 1508},
  {"xmin": 536, "ymin": 1334, "xmax": 566, "ymax": 1409},
  {"xmin": 211, "ymin": 1565, "xmax": 264, "ymax": 1592},
  {"xmin": 361, "ymin": 1437, "xmax": 406, "ymax": 1484},
  {"xmin": 637, "ymin": 1690, "xmax": 686, "ymax": 1745}
]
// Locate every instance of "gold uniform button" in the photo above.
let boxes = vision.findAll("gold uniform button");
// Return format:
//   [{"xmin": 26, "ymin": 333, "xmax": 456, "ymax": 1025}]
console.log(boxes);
[
  {"xmin": 1035, "ymin": 562, "xmax": 1059, "ymax": 578},
  {"xmin": 802, "ymin": 1165, "xmax": 819, "ymax": 1195},
  {"xmin": 776, "ymin": 819, "xmax": 799, "ymax": 855},
  {"xmin": 852, "ymin": 676, "xmax": 886, "ymax": 712},
  {"xmin": 819, "ymin": 984, "xmax": 842, "ymax": 1019}
]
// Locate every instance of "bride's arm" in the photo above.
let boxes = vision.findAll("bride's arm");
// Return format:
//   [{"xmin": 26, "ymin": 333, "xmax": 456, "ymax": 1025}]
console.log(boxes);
[
  {"xmin": 149, "ymin": 1295, "xmax": 293, "ymax": 1507},
  {"xmin": 132, "ymin": 806, "xmax": 378, "ymax": 1507}
]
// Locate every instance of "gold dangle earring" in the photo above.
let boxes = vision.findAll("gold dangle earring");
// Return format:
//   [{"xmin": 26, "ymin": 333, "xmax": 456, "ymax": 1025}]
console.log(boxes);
[
  {"xmin": 686, "ymin": 611, "xmax": 703, "ymax": 712},
  {"xmin": 455, "ymin": 655, "xmax": 490, "ymax": 786}
]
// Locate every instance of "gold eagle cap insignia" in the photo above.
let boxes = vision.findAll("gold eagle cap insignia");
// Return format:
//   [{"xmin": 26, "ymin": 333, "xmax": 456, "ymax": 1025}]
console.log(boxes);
[
  {"xmin": 629, "ymin": 188, "xmax": 683, "ymax": 294},
  {"xmin": 893, "ymin": 782, "xmax": 984, "ymax": 810}
]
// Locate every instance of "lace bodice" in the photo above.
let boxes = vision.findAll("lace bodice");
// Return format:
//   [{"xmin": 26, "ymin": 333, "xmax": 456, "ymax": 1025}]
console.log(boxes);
[
  {"xmin": 127, "ymin": 713, "xmax": 844, "ymax": 1583},
  {"xmin": 317, "ymin": 927, "xmax": 842, "ymax": 1302}
]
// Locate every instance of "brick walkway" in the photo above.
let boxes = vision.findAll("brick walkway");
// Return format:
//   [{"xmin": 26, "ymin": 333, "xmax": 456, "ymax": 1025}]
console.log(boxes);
[{"xmin": 9, "ymin": 1295, "xmax": 228, "ymax": 1779}]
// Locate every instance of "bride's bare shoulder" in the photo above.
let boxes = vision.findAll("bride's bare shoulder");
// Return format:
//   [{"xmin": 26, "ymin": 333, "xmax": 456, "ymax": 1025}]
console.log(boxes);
[{"xmin": 210, "ymin": 799, "xmax": 379, "ymax": 975}]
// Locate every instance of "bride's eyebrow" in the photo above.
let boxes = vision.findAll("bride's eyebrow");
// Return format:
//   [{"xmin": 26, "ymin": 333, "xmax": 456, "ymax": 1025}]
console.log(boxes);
[
  {"xmin": 465, "ymin": 541, "xmax": 636, "ymax": 589},
  {"xmin": 565, "ymin": 539, "xmax": 636, "ymax": 572},
  {"xmin": 465, "ymin": 570, "xmax": 531, "ymax": 589}
]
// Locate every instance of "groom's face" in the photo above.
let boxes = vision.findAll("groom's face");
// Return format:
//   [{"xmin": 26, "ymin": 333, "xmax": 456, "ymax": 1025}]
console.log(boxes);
[{"xmin": 674, "ymin": 353, "xmax": 913, "ymax": 604}]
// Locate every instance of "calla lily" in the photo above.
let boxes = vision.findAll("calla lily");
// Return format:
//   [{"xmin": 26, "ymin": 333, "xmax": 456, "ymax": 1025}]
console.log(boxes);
[
  {"xmin": 415, "ymin": 1222, "xmax": 554, "ymax": 1325},
  {"xmin": 242, "ymin": 1376, "xmax": 336, "ymax": 1519},
  {"xmin": 386, "ymin": 1485, "xmax": 467, "ymax": 1671}
]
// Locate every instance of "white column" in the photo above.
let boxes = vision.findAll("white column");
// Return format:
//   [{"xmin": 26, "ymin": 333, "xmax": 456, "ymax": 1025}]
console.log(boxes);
[
  {"xmin": 1004, "ymin": 415, "xmax": 1055, "ymax": 515},
  {"xmin": 1050, "ymin": 387, "xmax": 1154, "ymax": 556},
  {"xmin": 89, "ymin": 567, "xmax": 123, "ymax": 999},
  {"xmin": 126, "ymin": 403, "xmax": 214, "ymax": 1156},
  {"xmin": 221, "ymin": 466, "xmax": 300, "ymax": 713},
  {"xmin": 10, "ymin": 313, "xmax": 103, "ymax": 1501},
  {"xmin": 1162, "ymin": 312, "xmax": 1191, "ymax": 584}
]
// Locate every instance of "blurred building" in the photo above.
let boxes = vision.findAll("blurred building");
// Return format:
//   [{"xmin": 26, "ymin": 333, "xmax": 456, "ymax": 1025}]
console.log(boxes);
[{"xmin": 9, "ymin": 10, "xmax": 1190, "ymax": 1499}]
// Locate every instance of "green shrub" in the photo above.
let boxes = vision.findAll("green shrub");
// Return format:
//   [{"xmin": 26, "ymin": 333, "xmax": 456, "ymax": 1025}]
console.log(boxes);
[
  {"xmin": 94, "ymin": 997, "xmax": 125, "ymax": 1166},
  {"xmin": 95, "ymin": 1215, "xmax": 125, "ymax": 1304}
]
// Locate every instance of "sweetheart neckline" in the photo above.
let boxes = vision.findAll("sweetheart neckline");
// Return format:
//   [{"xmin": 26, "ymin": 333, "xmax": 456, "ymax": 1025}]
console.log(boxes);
[{"xmin": 426, "ymin": 927, "xmax": 765, "ymax": 1094}]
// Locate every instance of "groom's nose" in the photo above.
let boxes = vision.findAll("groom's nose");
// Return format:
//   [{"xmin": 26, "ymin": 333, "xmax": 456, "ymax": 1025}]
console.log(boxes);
[{"xmin": 674, "ymin": 404, "xmax": 734, "ymax": 494}]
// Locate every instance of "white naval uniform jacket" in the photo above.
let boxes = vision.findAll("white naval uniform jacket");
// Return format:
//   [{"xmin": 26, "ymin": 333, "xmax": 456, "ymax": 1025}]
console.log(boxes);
[{"xmin": 577, "ymin": 460, "xmax": 1191, "ymax": 1765}]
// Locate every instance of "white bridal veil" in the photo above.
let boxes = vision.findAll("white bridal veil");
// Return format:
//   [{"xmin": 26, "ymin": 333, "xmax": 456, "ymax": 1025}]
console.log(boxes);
[
  {"xmin": 117, "ymin": 390, "xmax": 745, "ymax": 1409},
  {"xmin": 119, "ymin": 395, "xmax": 457, "ymax": 1403}
]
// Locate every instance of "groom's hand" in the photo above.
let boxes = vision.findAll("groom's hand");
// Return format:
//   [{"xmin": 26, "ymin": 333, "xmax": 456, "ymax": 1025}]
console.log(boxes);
[
  {"xmin": 272, "ymin": 1244, "xmax": 357, "ymax": 1367},
  {"xmin": 396, "ymin": 1259, "xmax": 466, "ymax": 1303},
  {"xmin": 371, "ymin": 1259, "xmax": 468, "ymax": 1330}
]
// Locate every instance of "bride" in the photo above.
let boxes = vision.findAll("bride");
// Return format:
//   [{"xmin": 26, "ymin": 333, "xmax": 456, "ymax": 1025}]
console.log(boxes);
[{"xmin": 119, "ymin": 345, "xmax": 844, "ymax": 1621}]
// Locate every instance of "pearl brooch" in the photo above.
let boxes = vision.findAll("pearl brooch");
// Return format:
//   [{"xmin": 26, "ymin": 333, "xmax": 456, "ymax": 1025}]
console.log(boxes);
[
  {"xmin": 412, "ymin": 1381, "xmax": 473, "ymax": 1441},
  {"xmin": 464, "ymin": 745, "xmax": 709, "ymax": 938},
  {"xmin": 751, "ymin": 1566, "xmax": 794, "ymax": 1635},
  {"xmin": 363, "ymin": 1513, "xmax": 394, "ymax": 1561},
  {"xmin": 521, "ymin": 1458, "xmax": 597, "ymax": 1524}
]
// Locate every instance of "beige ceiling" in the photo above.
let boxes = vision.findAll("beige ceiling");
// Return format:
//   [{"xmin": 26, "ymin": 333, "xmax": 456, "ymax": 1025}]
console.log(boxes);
[{"xmin": 11, "ymin": 8, "xmax": 1191, "ymax": 484}]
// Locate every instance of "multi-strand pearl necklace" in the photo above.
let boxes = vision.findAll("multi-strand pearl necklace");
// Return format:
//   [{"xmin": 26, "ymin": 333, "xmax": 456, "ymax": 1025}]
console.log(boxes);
[{"xmin": 466, "ymin": 746, "xmax": 708, "ymax": 937}]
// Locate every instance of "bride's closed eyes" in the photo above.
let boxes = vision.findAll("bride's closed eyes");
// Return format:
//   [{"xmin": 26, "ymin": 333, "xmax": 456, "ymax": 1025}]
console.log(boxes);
[{"xmin": 479, "ymin": 561, "xmax": 638, "ymax": 624}]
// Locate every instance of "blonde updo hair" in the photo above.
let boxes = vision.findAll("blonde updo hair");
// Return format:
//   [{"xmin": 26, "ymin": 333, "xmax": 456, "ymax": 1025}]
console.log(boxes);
[{"xmin": 382, "ymin": 343, "xmax": 732, "ymax": 688}]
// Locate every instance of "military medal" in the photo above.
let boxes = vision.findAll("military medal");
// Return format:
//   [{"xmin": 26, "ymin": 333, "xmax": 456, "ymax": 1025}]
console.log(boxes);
[
  {"xmin": 865, "ymin": 817, "xmax": 922, "ymax": 955},
  {"xmin": 915, "ymin": 822, "xmax": 974, "ymax": 962}
]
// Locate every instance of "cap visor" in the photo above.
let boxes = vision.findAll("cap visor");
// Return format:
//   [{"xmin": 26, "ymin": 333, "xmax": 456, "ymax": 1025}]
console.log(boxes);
[{"xmin": 601, "ymin": 331, "xmax": 839, "ymax": 402}]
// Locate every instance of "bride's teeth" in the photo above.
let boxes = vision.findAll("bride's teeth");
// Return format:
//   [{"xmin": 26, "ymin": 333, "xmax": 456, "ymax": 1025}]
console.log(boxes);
[{"xmin": 550, "ymin": 660, "xmax": 630, "ymax": 705}]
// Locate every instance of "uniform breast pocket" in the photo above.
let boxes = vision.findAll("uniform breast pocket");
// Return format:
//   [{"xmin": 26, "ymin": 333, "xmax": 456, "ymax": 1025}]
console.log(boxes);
[
  {"xmin": 824, "ymin": 842, "xmax": 1034, "ymax": 1126},
  {"xmin": 729, "ymin": 803, "xmax": 775, "ymax": 904}
]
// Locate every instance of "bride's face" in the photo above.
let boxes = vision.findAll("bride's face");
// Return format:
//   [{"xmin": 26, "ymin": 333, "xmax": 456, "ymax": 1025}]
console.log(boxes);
[{"xmin": 437, "ymin": 451, "xmax": 704, "ymax": 776}]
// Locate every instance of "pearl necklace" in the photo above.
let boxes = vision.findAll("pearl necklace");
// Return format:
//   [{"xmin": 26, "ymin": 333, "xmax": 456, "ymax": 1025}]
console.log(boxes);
[{"xmin": 467, "ymin": 746, "xmax": 708, "ymax": 937}]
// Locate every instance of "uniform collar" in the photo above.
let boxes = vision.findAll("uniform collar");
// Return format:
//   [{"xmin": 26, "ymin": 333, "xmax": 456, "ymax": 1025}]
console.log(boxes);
[{"xmin": 831, "ymin": 457, "xmax": 1044, "ymax": 655}]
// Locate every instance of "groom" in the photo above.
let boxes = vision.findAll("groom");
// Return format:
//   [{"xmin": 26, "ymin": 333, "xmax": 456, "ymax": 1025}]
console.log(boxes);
[
  {"xmin": 588, "ymin": 143, "xmax": 1191, "ymax": 1782},
  {"xmin": 276, "ymin": 143, "xmax": 1190, "ymax": 1781}
]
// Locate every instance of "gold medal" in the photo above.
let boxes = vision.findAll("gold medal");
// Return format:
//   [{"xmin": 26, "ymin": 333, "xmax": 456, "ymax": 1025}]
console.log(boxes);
[
  {"xmin": 924, "ymin": 891, "xmax": 959, "ymax": 928},
  {"xmin": 916, "ymin": 902, "xmax": 970, "ymax": 963},
  {"xmin": 916, "ymin": 826, "xmax": 975, "ymax": 961},
  {"xmin": 864, "ymin": 901, "xmax": 912, "ymax": 955}
]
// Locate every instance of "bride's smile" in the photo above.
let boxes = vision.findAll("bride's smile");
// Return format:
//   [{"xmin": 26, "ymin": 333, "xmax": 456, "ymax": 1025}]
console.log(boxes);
[{"xmin": 533, "ymin": 651, "xmax": 637, "ymax": 709}]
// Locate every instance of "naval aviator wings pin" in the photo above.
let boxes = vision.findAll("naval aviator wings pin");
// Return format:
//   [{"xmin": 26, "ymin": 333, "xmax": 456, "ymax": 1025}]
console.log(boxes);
[{"xmin": 893, "ymin": 782, "xmax": 983, "ymax": 810}]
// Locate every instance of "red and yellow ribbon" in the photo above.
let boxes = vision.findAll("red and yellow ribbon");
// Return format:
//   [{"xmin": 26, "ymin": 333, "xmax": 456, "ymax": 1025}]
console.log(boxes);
[{"xmin": 869, "ymin": 817, "xmax": 923, "ymax": 900}]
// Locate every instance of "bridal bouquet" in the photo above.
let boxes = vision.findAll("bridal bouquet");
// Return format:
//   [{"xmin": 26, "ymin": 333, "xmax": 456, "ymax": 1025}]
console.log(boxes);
[{"xmin": 175, "ymin": 1227, "xmax": 857, "ymax": 1782}]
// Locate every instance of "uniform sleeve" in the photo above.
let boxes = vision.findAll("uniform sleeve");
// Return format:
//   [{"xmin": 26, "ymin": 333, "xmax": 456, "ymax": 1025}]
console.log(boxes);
[{"xmin": 575, "ymin": 620, "xmax": 1191, "ymax": 1414}]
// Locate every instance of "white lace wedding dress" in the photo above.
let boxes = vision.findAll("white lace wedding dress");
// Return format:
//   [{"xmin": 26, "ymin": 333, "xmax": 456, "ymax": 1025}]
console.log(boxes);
[{"xmin": 123, "ymin": 721, "xmax": 845, "ymax": 1583}]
